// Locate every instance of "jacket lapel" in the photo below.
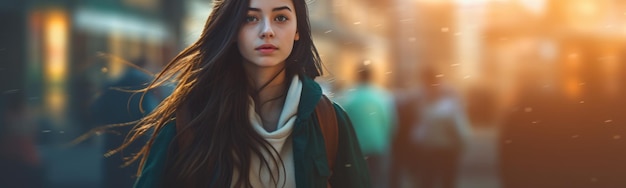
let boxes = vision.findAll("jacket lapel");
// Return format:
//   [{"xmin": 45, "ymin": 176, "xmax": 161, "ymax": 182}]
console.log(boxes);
[
  {"xmin": 296, "ymin": 75, "xmax": 323, "ymax": 119},
  {"xmin": 292, "ymin": 75, "xmax": 323, "ymax": 188}
]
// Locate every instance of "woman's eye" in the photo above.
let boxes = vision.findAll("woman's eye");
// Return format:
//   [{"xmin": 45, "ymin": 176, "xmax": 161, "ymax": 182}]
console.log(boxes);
[
  {"xmin": 275, "ymin": 15, "xmax": 288, "ymax": 22},
  {"xmin": 245, "ymin": 16, "xmax": 258, "ymax": 23}
]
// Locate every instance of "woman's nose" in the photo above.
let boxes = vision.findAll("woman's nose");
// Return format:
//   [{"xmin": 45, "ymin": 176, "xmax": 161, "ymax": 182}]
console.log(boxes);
[{"xmin": 259, "ymin": 20, "xmax": 275, "ymax": 38}]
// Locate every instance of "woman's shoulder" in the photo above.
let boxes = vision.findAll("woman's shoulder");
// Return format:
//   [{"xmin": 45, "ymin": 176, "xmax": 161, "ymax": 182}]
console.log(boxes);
[
  {"xmin": 327, "ymin": 97, "xmax": 351, "ymax": 125},
  {"xmin": 134, "ymin": 122, "xmax": 177, "ymax": 188},
  {"xmin": 159, "ymin": 122, "xmax": 177, "ymax": 135},
  {"xmin": 150, "ymin": 122, "xmax": 178, "ymax": 148}
]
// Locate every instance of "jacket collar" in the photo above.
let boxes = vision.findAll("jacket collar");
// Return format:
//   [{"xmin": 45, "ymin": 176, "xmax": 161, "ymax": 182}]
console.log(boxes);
[{"xmin": 296, "ymin": 75, "xmax": 323, "ymax": 120}]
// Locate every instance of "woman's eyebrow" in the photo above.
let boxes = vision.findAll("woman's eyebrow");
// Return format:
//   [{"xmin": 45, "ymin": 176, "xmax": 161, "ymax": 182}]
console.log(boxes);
[
  {"xmin": 272, "ymin": 6, "xmax": 292, "ymax": 12},
  {"xmin": 247, "ymin": 6, "xmax": 292, "ymax": 12}
]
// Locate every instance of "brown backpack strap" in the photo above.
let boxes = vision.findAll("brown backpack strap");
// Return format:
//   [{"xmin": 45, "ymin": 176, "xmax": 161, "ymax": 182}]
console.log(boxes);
[{"xmin": 314, "ymin": 95, "xmax": 338, "ymax": 180}]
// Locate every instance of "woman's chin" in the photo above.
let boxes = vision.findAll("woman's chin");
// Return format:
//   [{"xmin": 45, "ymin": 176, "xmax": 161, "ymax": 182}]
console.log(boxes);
[{"xmin": 247, "ymin": 60, "xmax": 286, "ymax": 68}]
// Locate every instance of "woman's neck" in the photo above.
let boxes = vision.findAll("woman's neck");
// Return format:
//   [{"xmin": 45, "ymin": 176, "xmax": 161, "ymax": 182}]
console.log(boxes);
[{"xmin": 244, "ymin": 62, "xmax": 288, "ymax": 131}]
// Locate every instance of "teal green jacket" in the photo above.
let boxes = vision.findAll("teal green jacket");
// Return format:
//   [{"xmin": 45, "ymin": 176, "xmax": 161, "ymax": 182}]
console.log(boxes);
[
  {"xmin": 134, "ymin": 76, "xmax": 371, "ymax": 188},
  {"xmin": 339, "ymin": 84, "xmax": 396, "ymax": 155}
]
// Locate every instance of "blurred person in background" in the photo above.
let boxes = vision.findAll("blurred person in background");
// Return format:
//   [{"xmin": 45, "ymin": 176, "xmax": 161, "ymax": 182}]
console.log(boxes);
[
  {"xmin": 90, "ymin": 57, "xmax": 162, "ymax": 188},
  {"xmin": 339, "ymin": 61, "xmax": 396, "ymax": 188},
  {"xmin": 411, "ymin": 67, "xmax": 472, "ymax": 188},
  {"xmin": 388, "ymin": 78, "xmax": 422, "ymax": 188},
  {"xmin": 107, "ymin": 0, "xmax": 371, "ymax": 187},
  {"xmin": 0, "ymin": 91, "xmax": 43, "ymax": 188}
]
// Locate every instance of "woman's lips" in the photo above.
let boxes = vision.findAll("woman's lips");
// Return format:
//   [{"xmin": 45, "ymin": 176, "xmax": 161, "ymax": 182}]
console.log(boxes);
[
  {"xmin": 257, "ymin": 48, "xmax": 276, "ymax": 54},
  {"xmin": 256, "ymin": 44, "xmax": 278, "ymax": 54}
]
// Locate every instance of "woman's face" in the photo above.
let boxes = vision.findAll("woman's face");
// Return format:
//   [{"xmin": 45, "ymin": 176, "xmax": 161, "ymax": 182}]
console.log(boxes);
[{"xmin": 238, "ymin": 0, "xmax": 299, "ymax": 68}]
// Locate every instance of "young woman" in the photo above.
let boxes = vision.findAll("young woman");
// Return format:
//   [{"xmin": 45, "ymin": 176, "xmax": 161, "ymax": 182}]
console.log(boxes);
[{"xmin": 116, "ymin": 0, "xmax": 371, "ymax": 187}]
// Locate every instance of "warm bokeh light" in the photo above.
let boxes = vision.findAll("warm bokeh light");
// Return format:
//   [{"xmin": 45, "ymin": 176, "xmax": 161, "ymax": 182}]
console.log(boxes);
[
  {"xmin": 46, "ymin": 87, "xmax": 67, "ymax": 122},
  {"xmin": 563, "ymin": 50, "xmax": 582, "ymax": 99},
  {"xmin": 45, "ymin": 9, "xmax": 68, "ymax": 83},
  {"xmin": 44, "ymin": 9, "xmax": 69, "ymax": 126},
  {"xmin": 600, "ymin": 46, "xmax": 621, "ymax": 98},
  {"xmin": 106, "ymin": 31, "xmax": 127, "ymax": 80}
]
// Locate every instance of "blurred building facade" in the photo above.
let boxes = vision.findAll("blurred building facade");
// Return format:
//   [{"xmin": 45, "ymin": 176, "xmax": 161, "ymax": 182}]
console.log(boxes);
[
  {"xmin": 4, "ymin": 0, "xmax": 185, "ymax": 187},
  {"xmin": 307, "ymin": 0, "xmax": 394, "ymax": 94},
  {"xmin": 488, "ymin": 1, "xmax": 626, "ymax": 187},
  {"xmin": 23, "ymin": 0, "xmax": 184, "ymax": 144}
]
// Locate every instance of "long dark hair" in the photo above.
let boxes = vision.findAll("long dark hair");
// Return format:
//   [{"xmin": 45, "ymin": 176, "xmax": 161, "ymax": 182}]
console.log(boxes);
[{"xmin": 112, "ymin": 0, "xmax": 322, "ymax": 187}]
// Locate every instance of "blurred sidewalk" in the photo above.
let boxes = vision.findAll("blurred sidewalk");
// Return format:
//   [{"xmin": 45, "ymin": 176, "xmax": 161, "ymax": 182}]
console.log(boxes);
[{"xmin": 458, "ymin": 126, "xmax": 501, "ymax": 188}]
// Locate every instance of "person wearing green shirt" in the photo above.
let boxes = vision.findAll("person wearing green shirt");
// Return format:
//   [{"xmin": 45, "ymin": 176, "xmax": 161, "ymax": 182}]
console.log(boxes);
[{"xmin": 339, "ymin": 63, "xmax": 396, "ymax": 188}]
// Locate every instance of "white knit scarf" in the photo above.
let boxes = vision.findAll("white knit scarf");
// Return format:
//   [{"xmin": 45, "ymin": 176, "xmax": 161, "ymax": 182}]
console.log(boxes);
[{"xmin": 232, "ymin": 75, "xmax": 302, "ymax": 188}]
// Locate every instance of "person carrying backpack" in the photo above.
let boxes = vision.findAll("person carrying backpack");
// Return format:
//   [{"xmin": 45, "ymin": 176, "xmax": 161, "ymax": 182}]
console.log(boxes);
[{"xmin": 107, "ymin": 0, "xmax": 371, "ymax": 187}]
